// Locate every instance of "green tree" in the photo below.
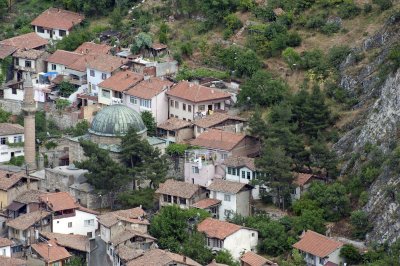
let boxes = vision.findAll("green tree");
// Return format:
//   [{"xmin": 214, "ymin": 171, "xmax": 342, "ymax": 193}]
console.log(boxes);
[
  {"xmin": 182, "ymin": 232, "xmax": 213, "ymax": 265},
  {"xmin": 70, "ymin": 120, "xmax": 90, "ymax": 137},
  {"xmin": 310, "ymin": 139, "xmax": 338, "ymax": 179},
  {"xmin": 56, "ymin": 28, "xmax": 94, "ymax": 51},
  {"xmin": 55, "ymin": 98, "xmax": 70, "ymax": 111},
  {"xmin": 214, "ymin": 250, "xmax": 240, "ymax": 266},
  {"xmin": 259, "ymin": 221, "xmax": 291, "ymax": 255},
  {"xmin": 131, "ymin": 32, "xmax": 153, "ymax": 54},
  {"xmin": 0, "ymin": 107, "xmax": 10, "ymax": 122},
  {"xmin": 372, "ymin": 0, "xmax": 392, "ymax": 11},
  {"xmin": 158, "ymin": 23, "xmax": 170, "ymax": 44},
  {"xmin": 292, "ymin": 209, "xmax": 326, "ymax": 234},
  {"xmin": 141, "ymin": 111, "xmax": 156, "ymax": 136},
  {"xmin": 350, "ymin": 210, "xmax": 371, "ymax": 239},
  {"xmin": 117, "ymin": 188, "xmax": 156, "ymax": 210},
  {"xmin": 109, "ymin": 7, "xmax": 123, "ymax": 30},
  {"xmin": 340, "ymin": 244, "xmax": 362, "ymax": 265},
  {"xmin": 65, "ymin": 256, "xmax": 85, "ymax": 266},
  {"xmin": 282, "ymin": 48, "xmax": 301, "ymax": 69},
  {"xmin": 166, "ymin": 143, "xmax": 190, "ymax": 156},
  {"xmin": 59, "ymin": 81, "xmax": 76, "ymax": 97}
]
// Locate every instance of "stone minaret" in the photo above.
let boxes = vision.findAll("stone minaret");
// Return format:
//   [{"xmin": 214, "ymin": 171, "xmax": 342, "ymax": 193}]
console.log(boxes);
[{"xmin": 22, "ymin": 73, "xmax": 37, "ymax": 171}]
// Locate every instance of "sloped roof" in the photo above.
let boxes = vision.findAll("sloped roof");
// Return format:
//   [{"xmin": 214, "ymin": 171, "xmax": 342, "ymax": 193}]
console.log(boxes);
[
  {"xmin": 98, "ymin": 207, "xmax": 147, "ymax": 228},
  {"xmin": 191, "ymin": 198, "xmax": 221, "ymax": 209},
  {"xmin": 223, "ymin": 156, "xmax": 256, "ymax": 171},
  {"xmin": 193, "ymin": 112, "xmax": 247, "ymax": 129},
  {"xmin": 207, "ymin": 259, "xmax": 228, "ymax": 266},
  {"xmin": 155, "ymin": 179, "xmax": 202, "ymax": 199},
  {"xmin": 197, "ymin": 218, "xmax": 242, "ymax": 240},
  {"xmin": 0, "ymin": 44, "xmax": 17, "ymax": 59},
  {"xmin": 126, "ymin": 249, "xmax": 201, "ymax": 266},
  {"xmin": 157, "ymin": 118, "xmax": 192, "ymax": 131},
  {"xmin": 6, "ymin": 210, "xmax": 51, "ymax": 230},
  {"xmin": 240, "ymin": 251, "xmax": 276, "ymax": 266},
  {"xmin": 189, "ymin": 129, "xmax": 246, "ymax": 151},
  {"xmin": 0, "ymin": 256, "xmax": 27, "ymax": 266},
  {"xmin": 74, "ymin": 42, "xmax": 112, "ymax": 55},
  {"xmin": 111, "ymin": 229, "xmax": 156, "ymax": 246},
  {"xmin": 166, "ymin": 81, "xmax": 231, "ymax": 103},
  {"xmin": 46, "ymin": 50, "xmax": 82, "ymax": 67},
  {"xmin": 0, "ymin": 123, "xmax": 24, "ymax": 136},
  {"xmin": 0, "ymin": 32, "xmax": 48, "ymax": 49},
  {"xmin": 0, "ymin": 171, "xmax": 27, "ymax": 191},
  {"xmin": 293, "ymin": 173, "xmax": 314, "ymax": 187},
  {"xmin": 31, "ymin": 8, "xmax": 84, "ymax": 30},
  {"xmin": 31, "ymin": 240, "xmax": 71, "ymax": 263},
  {"xmin": 40, "ymin": 232, "xmax": 89, "ymax": 252},
  {"xmin": 98, "ymin": 71, "xmax": 144, "ymax": 92},
  {"xmin": 13, "ymin": 49, "xmax": 47, "ymax": 60},
  {"xmin": 67, "ymin": 53, "xmax": 97, "ymax": 72},
  {"xmin": 293, "ymin": 230, "xmax": 343, "ymax": 258},
  {"xmin": 0, "ymin": 237, "xmax": 13, "ymax": 247},
  {"xmin": 207, "ymin": 179, "xmax": 252, "ymax": 194},
  {"xmin": 116, "ymin": 245, "xmax": 144, "ymax": 262},
  {"xmin": 15, "ymin": 190, "xmax": 46, "ymax": 204},
  {"xmin": 125, "ymin": 77, "xmax": 173, "ymax": 99},
  {"xmin": 39, "ymin": 192, "xmax": 78, "ymax": 212},
  {"xmin": 86, "ymin": 54, "xmax": 127, "ymax": 72}
]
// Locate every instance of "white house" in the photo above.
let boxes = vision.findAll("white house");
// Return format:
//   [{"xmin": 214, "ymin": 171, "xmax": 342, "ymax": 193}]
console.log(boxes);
[
  {"xmin": 166, "ymin": 81, "xmax": 232, "ymax": 121},
  {"xmin": 207, "ymin": 179, "xmax": 253, "ymax": 221},
  {"xmin": 12, "ymin": 49, "xmax": 48, "ymax": 83},
  {"xmin": 293, "ymin": 230, "xmax": 344, "ymax": 266},
  {"xmin": 39, "ymin": 192, "xmax": 98, "ymax": 239},
  {"xmin": 124, "ymin": 77, "xmax": 173, "ymax": 125},
  {"xmin": 197, "ymin": 218, "xmax": 258, "ymax": 260},
  {"xmin": 0, "ymin": 123, "xmax": 24, "ymax": 163},
  {"xmin": 46, "ymin": 50, "xmax": 83, "ymax": 75},
  {"xmin": 0, "ymin": 238, "xmax": 13, "ymax": 257},
  {"xmin": 223, "ymin": 156, "xmax": 268, "ymax": 200},
  {"xmin": 31, "ymin": 8, "xmax": 85, "ymax": 41}
]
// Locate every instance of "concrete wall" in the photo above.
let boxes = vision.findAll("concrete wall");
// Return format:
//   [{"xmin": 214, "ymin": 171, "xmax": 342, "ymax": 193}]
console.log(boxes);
[
  {"xmin": 87, "ymin": 68, "xmax": 111, "ymax": 95},
  {"xmin": 169, "ymin": 96, "xmax": 227, "ymax": 121},
  {"xmin": 47, "ymin": 62, "xmax": 66, "ymax": 74},
  {"xmin": 231, "ymin": 137, "xmax": 260, "ymax": 157},
  {"xmin": 0, "ymin": 133, "xmax": 24, "ymax": 162},
  {"xmin": 0, "ymin": 246, "xmax": 10, "ymax": 257},
  {"xmin": 184, "ymin": 163, "xmax": 216, "ymax": 187},
  {"xmin": 34, "ymin": 26, "xmax": 70, "ymax": 40},
  {"xmin": 52, "ymin": 209, "xmax": 97, "ymax": 239},
  {"xmin": 236, "ymin": 190, "xmax": 251, "ymax": 217},
  {"xmin": 3, "ymin": 87, "xmax": 24, "ymax": 101},
  {"xmin": 223, "ymin": 229, "xmax": 258, "ymax": 260},
  {"xmin": 156, "ymin": 61, "xmax": 178, "ymax": 77}
]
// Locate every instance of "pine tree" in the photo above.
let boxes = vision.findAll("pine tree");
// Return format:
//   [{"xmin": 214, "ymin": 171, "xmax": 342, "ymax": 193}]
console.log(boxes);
[{"xmin": 310, "ymin": 139, "xmax": 338, "ymax": 179}]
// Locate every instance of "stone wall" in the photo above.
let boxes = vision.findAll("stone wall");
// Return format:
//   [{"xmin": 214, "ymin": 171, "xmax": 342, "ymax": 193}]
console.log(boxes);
[
  {"xmin": 0, "ymin": 99, "xmax": 22, "ymax": 114},
  {"xmin": 167, "ymin": 156, "xmax": 184, "ymax": 180},
  {"xmin": 46, "ymin": 111, "xmax": 80, "ymax": 130}
]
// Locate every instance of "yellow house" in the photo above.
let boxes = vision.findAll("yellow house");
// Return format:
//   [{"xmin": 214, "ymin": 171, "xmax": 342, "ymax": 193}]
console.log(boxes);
[{"xmin": 0, "ymin": 170, "xmax": 38, "ymax": 210}]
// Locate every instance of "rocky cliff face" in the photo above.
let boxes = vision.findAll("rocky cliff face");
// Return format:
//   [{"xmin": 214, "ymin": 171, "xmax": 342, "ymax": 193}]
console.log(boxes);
[{"xmin": 333, "ymin": 14, "xmax": 400, "ymax": 244}]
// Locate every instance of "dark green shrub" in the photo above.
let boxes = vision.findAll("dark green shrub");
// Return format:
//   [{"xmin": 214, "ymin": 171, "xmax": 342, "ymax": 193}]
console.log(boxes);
[
  {"xmin": 338, "ymin": 2, "xmax": 361, "ymax": 19},
  {"xmin": 286, "ymin": 32, "xmax": 302, "ymax": 47},
  {"xmin": 373, "ymin": 0, "xmax": 392, "ymax": 11},
  {"xmin": 340, "ymin": 244, "xmax": 363, "ymax": 264},
  {"xmin": 321, "ymin": 23, "xmax": 340, "ymax": 35},
  {"xmin": 305, "ymin": 15, "xmax": 325, "ymax": 29},
  {"xmin": 363, "ymin": 3, "xmax": 373, "ymax": 13}
]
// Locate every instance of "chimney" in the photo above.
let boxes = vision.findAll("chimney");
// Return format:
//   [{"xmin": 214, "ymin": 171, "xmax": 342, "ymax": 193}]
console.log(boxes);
[
  {"xmin": 5, "ymin": 173, "xmax": 11, "ymax": 178},
  {"xmin": 183, "ymin": 256, "xmax": 186, "ymax": 263}
]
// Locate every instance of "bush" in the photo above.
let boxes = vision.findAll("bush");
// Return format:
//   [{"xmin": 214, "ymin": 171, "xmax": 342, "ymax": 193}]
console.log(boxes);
[
  {"xmin": 350, "ymin": 210, "xmax": 371, "ymax": 239},
  {"xmin": 180, "ymin": 42, "xmax": 193, "ymax": 57},
  {"xmin": 286, "ymin": 32, "xmax": 302, "ymax": 47},
  {"xmin": 328, "ymin": 45, "xmax": 351, "ymax": 69},
  {"xmin": 338, "ymin": 2, "xmax": 361, "ymax": 19},
  {"xmin": 224, "ymin": 13, "xmax": 243, "ymax": 32},
  {"xmin": 364, "ymin": 3, "xmax": 373, "ymax": 13},
  {"xmin": 9, "ymin": 156, "xmax": 24, "ymax": 166},
  {"xmin": 305, "ymin": 15, "xmax": 326, "ymax": 29},
  {"xmin": 340, "ymin": 244, "xmax": 362, "ymax": 264},
  {"xmin": 321, "ymin": 23, "xmax": 341, "ymax": 35},
  {"xmin": 373, "ymin": 0, "xmax": 392, "ymax": 11}
]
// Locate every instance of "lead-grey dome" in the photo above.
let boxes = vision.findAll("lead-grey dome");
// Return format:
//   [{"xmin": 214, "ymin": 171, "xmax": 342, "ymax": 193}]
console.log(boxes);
[{"xmin": 89, "ymin": 104, "xmax": 147, "ymax": 137}]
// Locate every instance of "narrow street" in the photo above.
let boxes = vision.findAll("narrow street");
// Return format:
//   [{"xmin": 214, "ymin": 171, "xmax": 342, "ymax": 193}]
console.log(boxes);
[{"xmin": 90, "ymin": 235, "xmax": 111, "ymax": 266}]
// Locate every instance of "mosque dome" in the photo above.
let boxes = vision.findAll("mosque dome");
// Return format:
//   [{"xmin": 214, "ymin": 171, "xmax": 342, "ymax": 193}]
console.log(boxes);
[{"xmin": 88, "ymin": 104, "xmax": 147, "ymax": 137}]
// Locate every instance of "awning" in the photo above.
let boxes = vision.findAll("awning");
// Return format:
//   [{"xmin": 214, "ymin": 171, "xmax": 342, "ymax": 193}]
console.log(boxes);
[{"xmin": 6, "ymin": 201, "xmax": 24, "ymax": 211}]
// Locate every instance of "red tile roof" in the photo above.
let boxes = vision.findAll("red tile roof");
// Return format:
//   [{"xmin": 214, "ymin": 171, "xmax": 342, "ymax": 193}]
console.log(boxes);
[
  {"xmin": 0, "ymin": 33, "xmax": 48, "ymax": 50},
  {"xmin": 0, "ymin": 256, "xmax": 27, "ymax": 266},
  {"xmin": 240, "ymin": 251, "xmax": 276, "ymax": 266},
  {"xmin": 126, "ymin": 249, "xmax": 201, "ymax": 266},
  {"xmin": 125, "ymin": 77, "xmax": 173, "ymax": 99},
  {"xmin": 191, "ymin": 198, "xmax": 221, "ymax": 209},
  {"xmin": 151, "ymin": 43, "xmax": 168, "ymax": 50},
  {"xmin": 98, "ymin": 71, "xmax": 144, "ymax": 92},
  {"xmin": 0, "ymin": 44, "xmax": 17, "ymax": 59},
  {"xmin": 31, "ymin": 240, "xmax": 71, "ymax": 263},
  {"xmin": 207, "ymin": 179, "xmax": 252, "ymax": 194},
  {"xmin": 46, "ymin": 50, "xmax": 82, "ymax": 67},
  {"xmin": 98, "ymin": 207, "xmax": 148, "ymax": 228},
  {"xmin": 198, "ymin": 218, "xmax": 242, "ymax": 240},
  {"xmin": 293, "ymin": 173, "xmax": 314, "ymax": 187},
  {"xmin": 0, "ymin": 171, "xmax": 27, "ymax": 191},
  {"xmin": 87, "ymin": 54, "xmax": 128, "ymax": 73},
  {"xmin": 39, "ymin": 192, "xmax": 78, "ymax": 212},
  {"xmin": 193, "ymin": 112, "xmax": 247, "ymax": 128},
  {"xmin": 293, "ymin": 230, "xmax": 343, "ymax": 258},
  {"xmin": 6, "ymin": 210, "xmax": 51, "ymax": 230},
  {"xmin": 67, "ymin": 54, "xmax": 97, "ymax": 72},
  {"xmin": 31, "ymin": 8, "xmax": 85, "ymax": 31},
  {"xmin": 190, "ymin": 129, "xmax": 246, "ymax": 151},
  {"xmin": 157, "ymin": 118, "xmax": 192, "ymax": 131},
  {"xmin": 74, "ymin": 42, "xmax": 112, "ymax": 55},
  {"xmin": 40, "ymin": 232, "xmax": 89, "ymax": 252},
  {"xmin": 0, "ymin": 237, "xmax": 13, "ymax": 247},
  {"xmin": 0, "ymin": 123, "xmax": 24, "ymax": 135},
  {"xmin": 155, "ymin": 179, "xmax": 203, "ymax": 199},
  {"xmin": 223, "ymin": 156, "xmax": 256, "ymax": 171},
  {"xmin": 167, "ymin": 81, "xmax": 231, "ymax": 103}
]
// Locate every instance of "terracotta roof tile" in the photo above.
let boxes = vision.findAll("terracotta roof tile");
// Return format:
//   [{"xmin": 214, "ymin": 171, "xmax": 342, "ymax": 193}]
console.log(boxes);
[
  {"xmin": 111, "ymin": 229, "xmax": 156, "ymax": 246},
  {"xmin": 207, "ymin": 259, "xmax": 228, "ymax": 266},
  {"xmin": 74, "ymin": 42, "xmax": 112, "ymax": 55},
  {"xmin": 155, "ymin": 179, "xmax": 203, "ymax": 199},
  {"xmin": 0, "ymin": 33, "xmax": 48, "ymax": 50},
  {"xmin": 125, "ymin": 77, "xmax": 173, "ymax": 99},
  {"xmin": 191, "ymin": 198, "xmax": 221, "ymax": 209},
  {"xmin": 240, "ymin": 251, "xmax": 276, "ymax": 266},
  {"xmin": 223, "ymin": 156, "xmax": 256, "ymax": 171},
  {"xmin": 46, "ymin": 50, "xmax": 82, "ymax": 67},
  {"xmin": 0, "ymin": 171, "xmax": 27, "ymax": 191},
  {"xmin": 40, "ymin": 232, "xmax": 89, "ymax": 252},
  {"xmin": 31, "ymin": 240, "xmax": 71, "ymax": 263},
  {"xmin": 116, "ymin": 245, "xmax": 144, "ymax": 262},
  {"xmin": 39, "ymin": 192, "xmax": 78, "ymax": 212},
  {"xmin": 13, "ymin": 49, "xmax": 47, "ymax": 60},
  {"xmin": 0, "ymin": 123, "xmax": 24, "ymax": 135},
  {"xmin": 190, "ymin": 129, "xmax": 246, "ymax": 151},
  {"xmin": 126, "ymin": 249, "xmax": 201, "ymax": 266},
  {"xmin": 98, "ymin": 71, "xmax": 144, "ymax": 92},
  {"xmin": 0, "ymin": 256, "xmax": 27, "ymax": 265},
  {"xmin": 197, "ymin": 218, "xmax": 242, "ymax": 240},
  {"xmin": 31, "ymin": 8, "xmax": 84, "ymax": 31},
  {"xmin": 166, "ymin": 81, "xmax": 231, "ymax": 103},
  {"xmin": 193, "ymin": 112, "xmax": 247, "ymax": 129},
  {"xmin": 0, "ymin": 237, "xmax": 13, "ymax": 247},
  {"xmin": 6, "ymin": 210, "xmax": 51, "ymax": 230},
  {"xmin": 207, "ymin": 179, "xmax": 252, "ymax": 194},
  {"xmin": 14, "ymin": 190, "xmax": 46, "ymax": 204},
  {"xmin": 86, "ymin": 54, "xmax": 128, "ymax": 73},
  {"xmin": 98, "ymin": 207, "xmax": 147, "ymax": 228},
  {"xmin": 157, "ymin": 118, "xmax": 192, "ymax": 131},
  {"xmin": 293, "ymin": 230, "xmax": 343, "ymax": 258},
  {"xmin": 0, "ymin": 44, "xmax": 17, "ymax": 59},
  {"xmin": 67, "ymin": 54, "xmax": 97, "ymax": 72},
  {"xmin": 293, "ymin": 173, "xmax": 314, "ymax": 187}
]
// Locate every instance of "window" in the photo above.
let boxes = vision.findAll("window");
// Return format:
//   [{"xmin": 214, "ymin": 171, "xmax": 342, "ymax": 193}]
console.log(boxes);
[
  {"xmin": 183, "ymin": 118, "xmax": 186, "ymax": 121},
  {"xmin": 87, "ymin": 232, "xmax": 93, "ymax": 238},
  {"xmin": 15, "ymin": 58, "xmax": 19, "ymax": 66},
  {"xmin": 224, "ymin": 194, "xmax": 231, "ymax": 202},
  {"xmin": 15, "ymin": 151, "xmax": 21, "ymax": 154},
  {"xmin": 224, "ymin": 209, "xmax": 231, "ymax": 217},
  {"xmin": 192, "ymin": 166, "xmax": 199, "ymax": 174},
  {"xmin": 37, "ymin": 26, "xmax": 44, "ymax": 33},
  {"xmin": 242, "ymin": 171, "xmax": 245, "ymax": 179},
  {"xmin": 51, "ymin": 64, "xmax": 56, "ymax": 71},
  {"xmin": 52, "ymin": 262, "xmax": 60, "ymax": 266},
  {"xmin": 175, "ymin": 101, "xmax": 179, "ymax": 109},
  {"xmin": 0, "ymin": 138, "xmax": 6, "ymax": 145},
  {"xmin": 170, "ymin": 100, "xmax": 174, "ymax": 107},
  {"xmin": 163, "ymin": 195, "xmax": 168, "ymax": 202},
  {"xmin": 1, "ymin": 249, "xmax": 5, "ymax": 256},
  {"xmin": 167, "ymin": 195, "xmax": 172, "ymax": 203},
  {"xmin": 236, "ymin": 169, "xmax": 240, "ymax": 176},
  {"xmin": 102, "ymin": 89, "xmax": 110, "ymax": 98},
  {"xmin": 140, "ymin": 99, "xmax": 151, "ymax": 109},
  {"xmin": 197, "ymin": 127, "xmax": 202, "ymax": 133},
  {"xmin": 222, "ymin": 153, "xmax": 228, "ymax": 159},
  {"xmin": 170, "ymin": 114, "xmax": 174, "ymax": 118},
  {"xmin": 130, "ymin": 96, "xmax": 138, "ymax": 104},
  {"xmin": 90, "ymin": 70, "xmax": 95, "ymax": 77},
  {"xmin": 25, "ymin": 60, "xmax": 32, "ymax": 68},
  {"xmin": 173, "ymin": 196, "xmax": 178, "ymax": 204},
  {"xmin": 0, "ymin": 152, "xmax": 7, "ymax": 155},
  {"xmin": 198, "ymin": 105, "xmax": 205, "ymax": 111},
  {"xmin": 183, "ymin": 103, "xmax": 186, "ymax": 111},
  {"xmin": 101, "ymin": 73, "xmax": 107, "ymax": 80},
  {"xmin": 84, "ymin": 219, "xmax": 94, "ymax": 227},
  {"xmin": 247, "ymin": 171, "xmax": 251, "ymax": 180},
  {"xmin": 251, "ymin": 232, "xmax": 255, "ymax": 237},
  {"xmin": 319, "ymin": 257, "xmax": 325, "ymax": 265},
  {"xmin": 68, "ymin": 222, "xmax": 72, "ymax": 228},
  {"xmin": 227, "ymin": 167, "xmax": 232, "ymax": 175},
  {"xmin": 59, "ymin": 30, "xmax": 66, "ymax": 37},
  {"xmin": 180, "ymin": 198, "xmax": 186, "ymax": 205},
  {"xmin": 214, "ymin": 102, "xmax": 221, "ymax": 109},
  {"xmin": 12, "ymin": 88, "xmax": 17, "ymax": 95},
  {"xmin": 188, "ymin": 105, "xmax": 192, "ymax": 112}
]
